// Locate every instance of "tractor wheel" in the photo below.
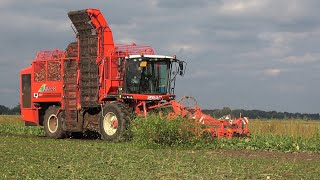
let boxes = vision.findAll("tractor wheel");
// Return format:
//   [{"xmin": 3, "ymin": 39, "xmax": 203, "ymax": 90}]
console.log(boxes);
[
  {"xmin": 43, "ymin": 106, "xmax": 65, "ymax": 139},
  {"xmin": 99, "ymin": 102, "xmax": 131, "ymax": 141}
]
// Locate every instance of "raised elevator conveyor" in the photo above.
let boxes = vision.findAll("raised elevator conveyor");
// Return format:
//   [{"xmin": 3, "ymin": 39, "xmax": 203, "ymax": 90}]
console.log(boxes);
[
  {"xmin": 68, "ymin": 10, "xmax": 99, "ymax": 108},
  {"xmin": 63, "ymin": 58, "xmax": 78, "ymax": 130}
]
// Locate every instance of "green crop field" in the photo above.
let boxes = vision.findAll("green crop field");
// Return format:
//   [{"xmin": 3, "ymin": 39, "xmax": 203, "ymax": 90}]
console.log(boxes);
[{"xmin": 1, "ymin": 115, "xmax": 320, "ymax": 179}]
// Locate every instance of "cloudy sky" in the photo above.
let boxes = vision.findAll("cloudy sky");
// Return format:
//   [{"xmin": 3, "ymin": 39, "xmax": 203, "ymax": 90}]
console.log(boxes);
[{"xmin": 1, "ymin": 0, "xmax": 320, "ymax": 113}]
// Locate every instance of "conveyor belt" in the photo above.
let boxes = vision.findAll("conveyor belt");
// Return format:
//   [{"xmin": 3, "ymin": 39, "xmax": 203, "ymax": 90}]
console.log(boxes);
[{"xmin": 68, "ymin": 9, "xmax": 99, "ymax": 107}]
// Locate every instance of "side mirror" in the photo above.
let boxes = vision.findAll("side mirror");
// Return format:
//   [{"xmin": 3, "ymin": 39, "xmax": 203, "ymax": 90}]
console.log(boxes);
[{"xmin": 179, "ymin": 61, "xmax": 184, "ymax": 76}]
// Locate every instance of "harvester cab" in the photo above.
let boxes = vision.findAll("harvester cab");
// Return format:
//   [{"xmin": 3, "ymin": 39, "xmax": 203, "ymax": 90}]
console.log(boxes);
[{"xmin": 121, "ymin": 55, "xmax": 185, "ymax": 97}]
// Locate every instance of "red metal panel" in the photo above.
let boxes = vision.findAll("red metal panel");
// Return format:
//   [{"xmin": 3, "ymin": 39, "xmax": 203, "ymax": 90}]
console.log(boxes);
[
  {"xmin": 21, "ymin": 108, "xmax": 39, "ymax": 125},
  {"xmin": 32, "ymin": 59, "xmax": 63, "ymax": 103}
]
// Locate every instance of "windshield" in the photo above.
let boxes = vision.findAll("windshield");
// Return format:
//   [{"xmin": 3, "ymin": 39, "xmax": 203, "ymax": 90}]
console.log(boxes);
[{"xmin": 124, "ymin": 59, "xmax": 170, "ymax": 94}]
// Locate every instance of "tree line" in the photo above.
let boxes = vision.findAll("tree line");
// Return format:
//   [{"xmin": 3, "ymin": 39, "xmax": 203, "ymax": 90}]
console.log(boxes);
[
  {"xmin": 1, "ymin": 104, "xmax": 320, "ymax": 120},
  {"xmin": 0, "ymin": 104, "xmax": 21, "ymax": 115},
  {"xmin": 203, "ymin": 107, "xmax": 320, "ymax": 120}
]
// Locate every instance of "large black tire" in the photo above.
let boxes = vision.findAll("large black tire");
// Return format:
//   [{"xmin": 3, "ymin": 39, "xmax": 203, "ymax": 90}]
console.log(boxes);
[
  {"xmin": 99, "ymin": 102, "xmax": 131, "ymax": 141},
  {"xmin": 43, "ymin": 106, "xmax": 65, "ymax": 139}
]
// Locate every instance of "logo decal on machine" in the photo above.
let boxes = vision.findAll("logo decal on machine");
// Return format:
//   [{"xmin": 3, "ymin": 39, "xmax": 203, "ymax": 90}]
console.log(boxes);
[
  {"xmin": 38, "ymin": 84, "xmax": 56, "ymax": 92},
  {"xmin": 34, "ymin": 93, "xmax": 39, "ymax": 98},
  {"xmin": 147, "ymin": 96, "xmax": 163, "ymax": 100},
  {"xmin": 33, "ymin": 84, "xmax": 59, "ymax": 99},
  {"xmin": 34, "ymin": 92, "xmax": 61, "ymax": 99}
]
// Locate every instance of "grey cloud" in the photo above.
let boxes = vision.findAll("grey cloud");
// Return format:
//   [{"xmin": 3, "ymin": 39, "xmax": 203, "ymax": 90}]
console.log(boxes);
[{"xmin": 155, "ymin": 0, "xmax": 211, "ymax": 8}]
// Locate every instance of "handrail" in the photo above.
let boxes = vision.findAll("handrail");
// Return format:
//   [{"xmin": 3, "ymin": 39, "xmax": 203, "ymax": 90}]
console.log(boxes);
[{"xmin": 35, "ymin": 49, "xmax": 65, "ymax": 61}]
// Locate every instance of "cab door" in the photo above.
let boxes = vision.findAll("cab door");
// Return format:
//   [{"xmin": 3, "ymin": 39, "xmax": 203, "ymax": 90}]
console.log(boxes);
[
  {"xmin": 21, "ymin": 72, "xmax": 38, "ymax": 125},
  {"xmin": 21, "ymin": 74, "xmax": 31, "ymax": 108}
]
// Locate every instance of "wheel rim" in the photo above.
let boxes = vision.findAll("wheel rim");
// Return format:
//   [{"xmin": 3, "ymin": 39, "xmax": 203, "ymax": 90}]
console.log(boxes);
[
  {"xmin": 103, "ymin": 112, "xmax": 118, "ymax": 136},
  {"xmin": 47, "ymin": 114, "xmax": 58, "ymax": 133}
]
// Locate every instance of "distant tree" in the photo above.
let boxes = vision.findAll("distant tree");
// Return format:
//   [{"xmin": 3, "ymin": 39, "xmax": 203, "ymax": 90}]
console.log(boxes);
[
  {"xmin": 231, "ymin": 109, "xmax": 244, "ymax": 118},
  {"xmin": 202, "ymin": 107, "xmax": 319, "ymax": 120},
  {"xmin": 10, "ymin": 104, "xmax": 21, "ymax": 115},
  {"xmin": 294, "ymin": 113, "xmax": 302, "ymax": 119},
  {"xmin": 221, "ymin": 107, "xmax": 231, "ymax": 116},
  {"xmin": 212, "ymin": 109, "xmax": 222, "ymax": 118},
  {"xmin": 0, "ymin": 105, "xmax": 11, "ymax": 115}
]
